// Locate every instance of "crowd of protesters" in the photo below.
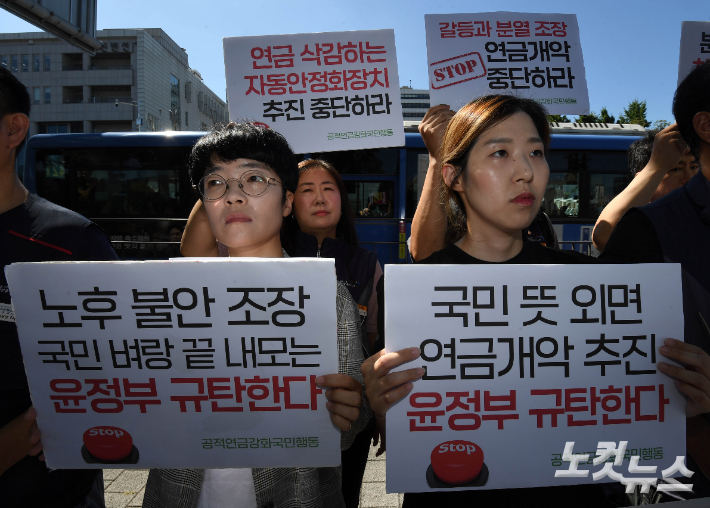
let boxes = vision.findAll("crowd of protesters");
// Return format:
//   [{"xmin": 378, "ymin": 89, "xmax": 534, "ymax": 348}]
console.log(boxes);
[{"xmin": 1, "ymin": 58, "xmax": 709, "ymax": 508}]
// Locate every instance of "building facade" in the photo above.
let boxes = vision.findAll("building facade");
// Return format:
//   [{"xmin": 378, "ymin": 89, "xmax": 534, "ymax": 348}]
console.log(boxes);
[
  {"xmin": 0, "ymin": 28, "xmax": 228, "ymax": 137},
  {"xmin": 400, "ymin": 86, "xmax": 430, "ymax": 120}
]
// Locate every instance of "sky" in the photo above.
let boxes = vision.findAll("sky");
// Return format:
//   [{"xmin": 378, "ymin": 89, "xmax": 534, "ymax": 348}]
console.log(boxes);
[{"xmin": 1, "ymin": 0, "xmax": 708, "ymax": 123}]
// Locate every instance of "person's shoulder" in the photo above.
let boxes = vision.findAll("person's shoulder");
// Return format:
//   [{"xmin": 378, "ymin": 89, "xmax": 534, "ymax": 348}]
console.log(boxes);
[
  {"xmin": 527, "ymin": 242, "xmax": 596, "ymax": 264},
  {"xmin": 417, "ymin": 244, "xmax": 471, "ymax": 264},
  {"xmin": 23, "ymin": 195, "xmax": 117, "ymax": 261},
  {"xmin": 26, "ymin": 195, "xmax": 94, "ymax": 227}
]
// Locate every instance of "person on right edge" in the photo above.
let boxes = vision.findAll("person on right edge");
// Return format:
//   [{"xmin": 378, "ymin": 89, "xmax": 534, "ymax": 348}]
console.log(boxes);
[
  {"xmin": 592, "ymin": 124, "xmax": 699, "ymax": 252},
  {"xmin": 599, "ymin": 60, "xmax": 710, "ymax": 497}
]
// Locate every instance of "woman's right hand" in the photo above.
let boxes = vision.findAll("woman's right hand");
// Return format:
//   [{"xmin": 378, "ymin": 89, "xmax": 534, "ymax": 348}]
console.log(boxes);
[{"xmin": 419, "ymin": 105, "xmax": 455, "ymax": 161}]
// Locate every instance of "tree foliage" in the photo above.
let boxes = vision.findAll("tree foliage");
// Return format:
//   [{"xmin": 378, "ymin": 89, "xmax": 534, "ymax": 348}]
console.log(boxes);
[
  {"xmin": 546, "ymin": 114, "xmax": 570, "ymax": 123},
  {"xmin": 617, "ymin": 99, "xmax": 650, "ymax": 127},
  {"xmin": 652, "ymin": 119, "xmax": 671, "ymax": 130},
  {"xmin": 575, "ymin": 107, "xmax": 616, "ymax": 124}
]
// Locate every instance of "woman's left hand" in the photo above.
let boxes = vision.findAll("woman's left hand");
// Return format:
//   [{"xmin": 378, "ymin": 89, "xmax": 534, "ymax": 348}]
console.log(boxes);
[
  {"xmin": 315, "ymin": 374, "xmax": 362, "ymax": 431},
  {"xmin": 658, "ymin": 338, "xmax": 710, "ymax": 418}
]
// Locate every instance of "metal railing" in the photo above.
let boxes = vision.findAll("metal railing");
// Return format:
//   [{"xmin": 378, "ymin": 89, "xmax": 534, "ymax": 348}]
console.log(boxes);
[
  {"xmin": 91, "ymin": 96, "xmax": 134, "ymax": 103},
  {"xmin": 62, "ymin": 97, "xmax": 83, "ymax": 104},
  {"xmin": 90, "ymin": 65, "xmax": 132, "ymax": 70},
  {"xmin": 558, "ymin": 240, "xmax": 596, "ymax": 257},
  {"xmin": 62, "ymin": 64, "xmax": 83, "ymax": 71}
]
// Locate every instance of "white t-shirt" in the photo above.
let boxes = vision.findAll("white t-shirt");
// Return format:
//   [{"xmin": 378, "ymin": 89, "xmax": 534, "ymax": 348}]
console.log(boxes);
[{"xmin": 196, "ymin": 468, "xmax": 257, "ymax": 508}]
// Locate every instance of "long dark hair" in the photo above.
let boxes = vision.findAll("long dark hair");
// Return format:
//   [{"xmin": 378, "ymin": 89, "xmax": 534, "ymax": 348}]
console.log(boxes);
[
  {"xmin": 292, "ymin": 159, "xmax": 359, "ymax": 246},
  {"xmin": 440, "ymin": 94, "xmax": 550, "ymax": 242}
]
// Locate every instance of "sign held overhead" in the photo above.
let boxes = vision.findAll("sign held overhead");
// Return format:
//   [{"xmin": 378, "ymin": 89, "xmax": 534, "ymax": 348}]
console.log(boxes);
[
  {"xmin": 425, "ymin": 12, "xmax": 590, "ymax": 115},
  {"xmin": 223, "ymin": 30, "xmax": 404, "ymax": 154}
]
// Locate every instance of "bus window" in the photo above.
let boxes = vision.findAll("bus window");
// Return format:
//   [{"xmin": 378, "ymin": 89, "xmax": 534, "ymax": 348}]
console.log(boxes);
[
  {"xmin": 347, "ymin": 180, "xmax": 395, "ymax": 218},
  {"xmin": 405, "ymin": 148, "xmax": 429, "ymax": 218},
  {"xmin": 544, "ymin": 172, "xmax": 579, "ymax": 218},
  {"xmin": 32, "ymin": 146, "xmax": 195, "ymax": 259},
  {"xmin": 310, "ymin": 147, "xmax": 399, "ymax": 175},
  {"xmin": 589, "ymin": 173, "xmax": 631, "ymax": 220},
  {"xmin": 34, "ymin": 153, "xmax": 70, "ymax": 208}
]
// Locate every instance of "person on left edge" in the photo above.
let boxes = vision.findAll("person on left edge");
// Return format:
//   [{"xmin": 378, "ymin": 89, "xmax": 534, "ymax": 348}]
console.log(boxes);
[{"xmin": 0, "ymin": 66, "xmax": 117, "ymax": 507}]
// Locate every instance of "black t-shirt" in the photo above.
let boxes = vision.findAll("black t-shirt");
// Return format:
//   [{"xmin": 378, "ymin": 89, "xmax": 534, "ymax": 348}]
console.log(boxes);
[
  {"xmin": 0, "ymin": 194, "xmax": 118, "ymax": 508},
  {"xmin": 598, "ymin": 208, "xmax": 664, "ymax": 264},
  {"xmin": 405, "ymin": 241, "xmax": 612, "ymax": 508},
  {"xmin": 419, "ymin": 237, "xmax": 594, "ymax": 265}
]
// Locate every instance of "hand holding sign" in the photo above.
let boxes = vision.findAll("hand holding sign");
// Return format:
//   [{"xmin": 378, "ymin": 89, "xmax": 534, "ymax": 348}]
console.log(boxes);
[
  {"xmin": 316, "ymin": 374, "xmax": 362, "ymax": 431},
  {"xmin": 658, "ymin": 338, "xmax": 710, "ymax": 418},
  {"xmin": 361, "ymin": 347, "xmax": 424, "ymax": 455}
]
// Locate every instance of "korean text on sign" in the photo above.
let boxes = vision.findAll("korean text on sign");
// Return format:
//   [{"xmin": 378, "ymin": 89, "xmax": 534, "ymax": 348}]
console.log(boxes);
[
  {"xmin": 224, "ymin": 30, "xmax": 404, "ymax": 154},
  {"xmin": 425, "ymin": 12, "xmax": 590, "ymax": 115},
  {"xmin": 383, "ymin": 264, "xmax": 686, "ymax": 493},
  {"xmin": 5, "ymin": 259, "xmax": 342, "ymax": 469}
]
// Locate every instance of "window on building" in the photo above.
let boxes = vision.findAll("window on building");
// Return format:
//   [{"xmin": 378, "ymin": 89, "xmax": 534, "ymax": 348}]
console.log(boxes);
[
  {"xmin": 33, "ymin": 55, "xmax": 40, "ymax": 72},
  {"xmin": 185, "ymin": 111, "xmax": 189, "ymax": 127},
  {"xmin": 0, "ymin": 56, "xmax": 6, "ymax": 69},
  {"xmin": 44, "ymin": 55, "xmax": 51, "ymax": 71},
  {"xmin": 33, "ymin": 87, "xmax": 41, "ymax": 105},
  {"xmin": 11, "ymin": 56, "xmax": 18, "ymax": 72},
  {"xmin": 44, "ymin": 86, "xmax": 51, "ymax": 104},
  {"xmin": 185, "ymin": 81, "xmax": 192, "ymax": 103},
  {"xmin": 21, "ymin": 55, "xmax": 28, "ymax": 72},
  {"xmin": 198, "ymin": 91, "xmax": 204, "ymax": 112},
  {"xmin": 170, "ymin": 74, "xmax": 181, "ymax": 130}
]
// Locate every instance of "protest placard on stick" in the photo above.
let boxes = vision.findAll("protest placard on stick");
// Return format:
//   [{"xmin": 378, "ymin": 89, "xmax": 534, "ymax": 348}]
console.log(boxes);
[
  {"xmin": 678, "ymin": 21, "xmax": 710, "ymax": 85},
  {"xmin": 425, "ymin": 12, "xmax": 590, "ymax": 115},
  {"xmin": 224, "ymin": 30, "xmax": 404, "ymax": 154}
]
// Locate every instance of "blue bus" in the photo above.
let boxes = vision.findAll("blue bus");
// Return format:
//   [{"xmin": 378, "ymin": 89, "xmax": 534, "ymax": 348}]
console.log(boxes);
[{"xmin": 20, "ymin": 123, "xmax": 644, "ymax": 264}]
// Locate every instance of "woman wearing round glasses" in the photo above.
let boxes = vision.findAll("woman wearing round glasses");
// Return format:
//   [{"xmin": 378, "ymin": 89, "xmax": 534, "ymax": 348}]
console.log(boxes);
[
  {"xmin": 184, "ymin": 157, "xmax": 382, "ymax": 508},
  {"xmin": 144, "ymin": 122, "xmax": 370, "ymax": 508}
]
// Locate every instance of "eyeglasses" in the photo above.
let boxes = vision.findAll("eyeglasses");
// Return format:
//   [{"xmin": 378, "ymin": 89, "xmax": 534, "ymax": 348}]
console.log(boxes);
[{"xmin": 197, "ymin": 170, "xmax": 282, "ymax": 200}]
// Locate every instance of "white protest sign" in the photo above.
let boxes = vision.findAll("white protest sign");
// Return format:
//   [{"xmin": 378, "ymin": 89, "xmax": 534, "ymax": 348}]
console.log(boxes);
[
  {"xmin": 5, "ymin": 258, "xmax": 341, "ymax": 469},
  {"xmin": 678, "ymin": 21, "xmax": 710, "ymax": 85},
  {"xmin": 384, "ymin": 264, "xmax": 686, "ymax": 493},
  {"xmin": 425, "ymin": 12, "xmax": 590, "ymax": 115},
  {"xmin": 224, "ymin": 30, "xmax": 404, "ymax": 154}
]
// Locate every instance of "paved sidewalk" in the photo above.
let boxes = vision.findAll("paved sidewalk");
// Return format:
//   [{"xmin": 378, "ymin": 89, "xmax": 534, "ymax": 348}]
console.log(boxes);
[{"xmin": 103, "ymin": 443, "xmax": 395, "ymax": 508}]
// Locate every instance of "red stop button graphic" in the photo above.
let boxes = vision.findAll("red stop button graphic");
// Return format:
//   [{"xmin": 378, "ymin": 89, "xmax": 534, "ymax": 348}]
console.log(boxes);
[
  {"xmin": 430, "ymin": 440, "xmax": 484, "ymax": 485},
  {"xmin": 83, "ymin": 426, "xmax": 133, "ymax": 462}
]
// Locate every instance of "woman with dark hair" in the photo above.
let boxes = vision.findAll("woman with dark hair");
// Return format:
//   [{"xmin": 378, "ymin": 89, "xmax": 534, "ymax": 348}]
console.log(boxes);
[
  {"xmin": 361, "ymin": 95, "xmax": 613, "ymax": 508},
  {"xmin": 181, "ymin": 156, "xmax": 381, "ymax": 508}
]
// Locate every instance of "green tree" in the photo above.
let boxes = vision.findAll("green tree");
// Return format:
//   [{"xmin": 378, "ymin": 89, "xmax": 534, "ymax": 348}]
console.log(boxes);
[
  {"xmin": 547, "ymin": 114, "xmax": 570, "ymax": 123},
  {"xmin": 576, "ymin": 112, "xmax": 600, "ymax": 123},
  {"xmin": 653, "ymin": 119, "xmax": 671, "ymax": 130},
  {"xmin": 599, "ymin": 107, "xmax": 615, "ymax": 124},
  {"xmin": 617, "ymin": 100, "xmax": 650, "ymax": 127},
  {"xmin": 575, "ymin": 107, "xmax": 616, "ymax": 124}
]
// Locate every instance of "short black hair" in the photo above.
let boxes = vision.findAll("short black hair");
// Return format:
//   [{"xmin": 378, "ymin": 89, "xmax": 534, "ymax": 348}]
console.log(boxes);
[
  {"xmin": 188, "ymin": 122, "xmax": 299, "ymax": 202},
  {"xmin": 0, "ymin": 67, "xmax": 31, "ymax": 152},
  {"xmin": 627, "ymin": 131, "xmax": 656, "ymax": 176},
  {"xmin": 673, "ymin": 60, "xmax": 710, "ymax": 155}
]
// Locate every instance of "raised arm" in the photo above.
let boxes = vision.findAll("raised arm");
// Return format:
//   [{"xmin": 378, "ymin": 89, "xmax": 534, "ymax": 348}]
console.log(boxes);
[
  {"xmin": 410, "ymin": 105, "xmax": 455, "ymax": 261},
  {"xmin": 180, "ymin": 200, "xmax": 219, "ymax": 257},
  {"xmin": 592, "ymin": 124, "xmax": 688, "ymax": 252}
]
